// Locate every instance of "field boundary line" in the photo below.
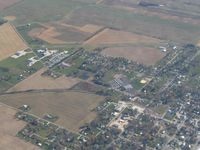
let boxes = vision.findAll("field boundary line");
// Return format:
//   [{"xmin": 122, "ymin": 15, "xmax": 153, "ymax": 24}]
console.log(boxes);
[{"xmin": 10, "ymin": 22, "xmax": 30, "ymax": 49}]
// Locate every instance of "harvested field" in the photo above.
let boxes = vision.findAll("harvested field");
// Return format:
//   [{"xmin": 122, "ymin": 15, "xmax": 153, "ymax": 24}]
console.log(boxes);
[
  {"xmin": 55, "ymin": 23, "xmax": 91, "ymax": 43},
  {"xmin": 3, "ymin": 16, "xmax": 16, "ymax": 21},
  {"xmin": 28, "ymin": 27, "xmax": 46, "ymax": 38},
  {"xmin": 197, "ymin": 41, "xmax": 200, "ymax": 47},
  {"xmin": 66, "ymin": 5, "xmax": 200, "ymax": 43},
  {"xmin": 0, "ymin": 104, "xmax": 39, "ymax": 150},
  {"xmin": 78, "ymin": 24, "xmax": 102, "ymax": 33},
  {"xmin": 36, "ymin": 26, "xmax": 67, "ymax": 44},
  {"xmin": 29, "ymin": 23, "xmax": 94, "ymax": 44},
  {"xmin": 7, "ymin": 68, "xmax": 80, "ymax": 92},
  {"xmin": 101, "ymin": 46, "xmax": 165, "ymax": 65},
  {"xmin": 0, "ymin": 91, "xmax": 105, "ymax": 132},
  {"xmin": 84, "ymin": 28, "xmax": 161, "ymax": 45},
  {"xmin": 0, "ymin": 0, "xmax": 21, "ymax": 10},
  {"xmin": 60, "ymin": 23, "xmax": 103, "ymax": 33},
  {"xmin": 0, "ymin": 23, "xmax": 28, "ymax": 60}
]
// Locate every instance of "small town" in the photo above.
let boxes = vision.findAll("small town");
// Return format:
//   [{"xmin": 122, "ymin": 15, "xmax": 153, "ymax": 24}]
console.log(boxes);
[{"xmin": 0, "ymin": 0, "xmax": 200, "ymax": 150}]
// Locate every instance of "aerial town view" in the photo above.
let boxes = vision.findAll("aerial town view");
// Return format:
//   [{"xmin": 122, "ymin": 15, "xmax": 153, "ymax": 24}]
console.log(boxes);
[{"xmin": 0, "ymin": 0, "xmax": 200, "ymax": 150}]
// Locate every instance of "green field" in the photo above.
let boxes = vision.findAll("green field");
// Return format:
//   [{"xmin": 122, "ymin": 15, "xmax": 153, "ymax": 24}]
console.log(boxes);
[
  {"xmin": 16, "ymin": 23, "xmax": 47, "ymax": 46},
  {"xmin": 0, "ymin": 52, "xmax": 43, "ymax": 92},
  {"xmin": 0, "ymin": 0, "xmax": 86, "ymax": 25}
]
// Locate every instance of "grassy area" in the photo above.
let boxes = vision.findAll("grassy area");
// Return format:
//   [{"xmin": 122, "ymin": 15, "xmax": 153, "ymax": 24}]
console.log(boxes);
[
  {"xmin": 16, "ymin": 23, "xmax": 47, "ymax": 46},
  {"xmin": 0, "ymin": 53, "xmax": 43, "ymax": 92},
  {"xmin": 54, "ymin": 59, "xmax": 84, "ymax": 76},
  {"xmin": 0, "ymin": 0, "xmax": 85, "ymax": 25},
  {"xmin": 153, "ymin": 105, "xmax": 168, "ymax": 115}
]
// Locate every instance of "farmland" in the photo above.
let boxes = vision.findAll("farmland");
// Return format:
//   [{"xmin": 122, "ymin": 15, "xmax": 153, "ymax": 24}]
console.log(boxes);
[
  {"xmin": 1, "ymin": 0, "xmax": 200, "ymax": 44},
  {"xmin": 17, "ymin": 22, "xmax": 103, "ymax": 45},
  {"xmin": 101, "ymin": 46, "xmax": 165, "ymax": 65},
  {"xmin": 0, "ymin": 91, "xmax": 105, "ymax": 132},
  {"xmin": 0, "ymin": 0, "xmax": 86, "ymax": 25},
  {"xmin": 36, "ymin": 23, "xmax": 92, "ymax": 44},
  {"xmin": 84, "ymin": 28, "xmax": 161, "ymax": 46},
  {"xmin": 0, "ymin": 104, "xmax": 39, "ymax": 150},
  {"xmin": 0, "ymin": 0, "xmax": 21, "ymax": 10},
  {"xmin": 65, "ymin": 5, "xmax": 200, "ymax": 43},
  {"xmin": 0, "ymin": 1, "xmax": 200, "ymax": 149},
  {"xmin": 7, "ymin": 67, "xmax": 80, "ymax": 92},
  {"xmin": 16, "ymin": 23, "xmax": 47, "ymax": 46},
  {"xmin": 0, "ymin": 23, "xmax": 28, "ymax": 61}
]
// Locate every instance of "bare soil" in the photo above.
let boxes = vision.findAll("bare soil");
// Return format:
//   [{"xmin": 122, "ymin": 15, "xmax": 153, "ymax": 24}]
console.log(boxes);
[
  {"xmin": 84, "ymin": 28, "xmax": 161, "ymax": 45},
  {"xmin": 8, "ymin": 68, "xmax": 80, "ymax": 92},
  {"xmin": 101, "ymin": 46, "xmax": 165, "ymax": 65},
  {"xmin": 0, "ymin": 0, "xmax": 21, "ymax": 10},
  {"xmin": 0, "ymin": 23, "xmax": 28, "ymax": 60},
  {"xmin": 0, "ymin": 91, "xmax": 105, "ymax": 132}
]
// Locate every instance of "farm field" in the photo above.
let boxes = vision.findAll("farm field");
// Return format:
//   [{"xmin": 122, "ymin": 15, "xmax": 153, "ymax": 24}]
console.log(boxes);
[
  {"xmin": 197, "ymin": 41, "xmax": 200, "ymax": 47},
  {"xmin": 33, "ymin": 25, "xmax": 68, "ymax": 45},
  {"xmin": 7, "ymin": 67, "xmax": 80, "ymax": 92},
  {"xmin": 65, "ymin": 5, "xmax": 200, "ymax": 43},
  {"xmin": 0, "ymin": 23, "xmax": 28, "ymax": 61},
  {"xmin": 101, "ymin": 46, "xmax": 165, "ymax": 65},
  {"xmin": 27, "ymin": 23, "xmax": 103, "ymax": 45},
  {"xmin": 0, "ymin": 104, "xmax": 39, "ymax": 150},
  {"xmin": 102, "ymin": 0, "xmax": 200, "ymax": 16},
  {"xmin": 0, "ymin": 91, "xmax": 105, "ymax": 132},
  {"xmin": 102, "ymin": 1, "xmax": 200, "ymax": 26},
  {"xmin": 84, "ymin": 28, "xmax": 161, "ymax": 45},
  {"xmin": 1, "ymin": 0, "xmax": 200, "ymax": 44},
  {"xmin": 0, "ymin": 0, "xmax": 86, "ymax": 25},
  {"xmin": 3, "ymin": 16, "xmax": 16, "ymax": 21},
  {"xmin": 38, "ymin": 23, "xmax": 91, "ymax": 44},
  {"xmin": 16, "ymin": 23, "xmax": 47, "ymax": 46},
  {"xmin": 0, "ymin": 0, "xmax": 21, "ymax": 10},
  {"xmin": 57, "ymin": 23, "xmax": 102, "ymax": 34}
]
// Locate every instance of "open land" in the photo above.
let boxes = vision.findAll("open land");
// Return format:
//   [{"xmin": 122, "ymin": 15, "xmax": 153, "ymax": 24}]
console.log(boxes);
[
  {"xmin": 0, "ymin": 104, "xmax": 39, "ymax": 150},
  {"xmin": 41, "ymin": 23, "xmax": 91, "ymax": 44},
  {"xmin": 197, "ymin": 41, "xmax": 200, "ymax": 47},
  {"xmin": 0, "ymin": 0, "xmax": 21, "ymax": 10},
  {"xmin": 28, "ymin": 23, "xmax": 102, "ymax": 44},
  {"xmin": 59, "ymin": 23, "xmax": 102, "ymax": 34},
  {"xmin": 0, "ymin": 53, "xmax": 43, "ymax": 93},
  {"xmin": 84, "ymin": 28, "xmax": 161, "ymax": 45},
  {"xmin": 34, "ymin": 25, "xmax": 67, "ymax": 45},
  {"xmin": 7, "ymin": 67, "xmax": 80, "ymax": 92},
  {"xmin": 65, "ymin": 5, "xmax": 200, "ymax": 43},
  {"xmin": 0, "ymin": 91, "xmax": 105, "ymax": 132},
  {"xmin": 1, "ymin": 0, "xmax": 200, "ymax": 44},
  {"xmin": 101, "ymin": 46, "xmax": 165, "ymax": 65},
  {"xmin": 3, "ymin": 15, "xmax": 16, "ymax": 21},
  {"xmin": 0, "ymin": 23, "xmax": 28, "ymax": 61},
  {"xmin": 0, "ymin": 0, "xmax": 86, "ymax": 25}
]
